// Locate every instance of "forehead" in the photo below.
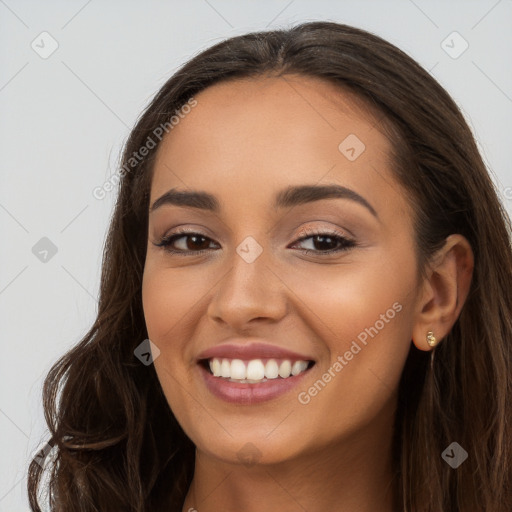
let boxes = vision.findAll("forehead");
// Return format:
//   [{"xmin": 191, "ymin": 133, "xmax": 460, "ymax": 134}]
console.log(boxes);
[{"xmin": 150, "ymin": 74, "xmax": 399, "ymax": 213}]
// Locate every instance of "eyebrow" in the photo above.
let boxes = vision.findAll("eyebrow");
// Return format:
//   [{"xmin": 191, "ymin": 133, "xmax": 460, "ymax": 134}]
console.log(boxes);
[{"xmin": 150, "ymin": 184, "xmax": 378, "ymax": 218}]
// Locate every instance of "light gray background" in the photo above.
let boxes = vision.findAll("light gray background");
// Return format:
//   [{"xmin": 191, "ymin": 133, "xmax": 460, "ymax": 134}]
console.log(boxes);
[{"xmin": 1, "ymin": 0, "xmax": 511, "ymax": 509}]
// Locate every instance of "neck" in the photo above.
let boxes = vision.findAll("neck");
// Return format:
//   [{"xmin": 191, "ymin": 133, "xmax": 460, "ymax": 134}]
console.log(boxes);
[{"xmin": 182, "ymin": 405, "xmax": 398, "ymax": 512}]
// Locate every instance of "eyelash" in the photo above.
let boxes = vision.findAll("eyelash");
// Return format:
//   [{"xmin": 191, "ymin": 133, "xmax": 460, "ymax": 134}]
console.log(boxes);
[{"xmin": 154, "ymin": 227, "xmax": 357, "ymax": 257}]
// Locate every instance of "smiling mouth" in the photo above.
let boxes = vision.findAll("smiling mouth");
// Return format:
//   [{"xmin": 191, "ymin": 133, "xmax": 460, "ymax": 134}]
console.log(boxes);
[{"xmin": 199, "ymin": 357, "xmax": 315, "ymax": 384}]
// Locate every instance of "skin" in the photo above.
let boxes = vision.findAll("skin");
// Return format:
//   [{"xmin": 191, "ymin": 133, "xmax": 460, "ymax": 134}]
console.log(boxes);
[{"xmin": 141, "ymin": 74, "xmax": 474, "ymax": 512}]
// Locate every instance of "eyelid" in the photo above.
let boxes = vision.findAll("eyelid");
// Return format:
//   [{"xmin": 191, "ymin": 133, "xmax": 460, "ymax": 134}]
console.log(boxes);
[
  {"xmin": 153, "ymin": 225, "xmax": 214, "ymax": 244},
  {"xmin": 156, "ymin": 222, "xmax": 353, "ymax": 242},
  {"xmin": 154, "ymin": 225, "xmax": 353, "ymax": 245},
  {"xmin": 153, "ymin": 225, "xmax": 357, "ymax": 256},
  {"xmin": 288, "ymin": 226, "xmax": 356, "ymax": 254},
  {"xmin": 153, "ymin": 226, "xmax": 215, "ymax": 248},
  {"xmin": 292, "ymin": 225, "xmax": 353, "ymax": 242}
]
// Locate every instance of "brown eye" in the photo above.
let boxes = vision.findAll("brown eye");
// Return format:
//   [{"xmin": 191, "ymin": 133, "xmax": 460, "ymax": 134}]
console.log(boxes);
[
  {"xmin": 179, "ymin": 234, "xmax": 211, "ymax": 251},
  {"xmin": 155, "ymin": 231, "xmax": 220, "ymax": 255},
  {"xmin": 291, "ymin": 230, "xmax": 356, "ymax": 255}
]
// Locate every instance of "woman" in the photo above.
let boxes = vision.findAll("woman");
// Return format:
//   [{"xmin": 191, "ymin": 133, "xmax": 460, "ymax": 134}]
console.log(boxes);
[{"xmin": 28, "ymin": 21, "xmax": 512, "ymax": 511}]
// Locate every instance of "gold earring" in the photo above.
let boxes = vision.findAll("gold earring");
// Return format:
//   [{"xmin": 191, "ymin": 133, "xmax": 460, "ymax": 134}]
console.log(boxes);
[{"xmin": 426, "ymin": 331, "xmax": 437, "ymax": 347}]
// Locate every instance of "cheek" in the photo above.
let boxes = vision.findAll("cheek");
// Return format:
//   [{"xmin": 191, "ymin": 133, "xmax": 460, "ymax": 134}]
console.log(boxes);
[
  {"xmin": 142, "ymin": 263, "xmax": 211, "ymax": 345},
  {"xmin": 141, "ymin": 265, "xmax": 204, "ymax": 412},
  {"xmin": 277, "ymin": 246, "xmax": 415, "ymax": 350},
  {"xmin": 284, "ymin": 253, "xmax": 416, "ymax": 440},
  {"xmin": 142, "ymin": 265, "xmax": 206, "ymax": 435}
]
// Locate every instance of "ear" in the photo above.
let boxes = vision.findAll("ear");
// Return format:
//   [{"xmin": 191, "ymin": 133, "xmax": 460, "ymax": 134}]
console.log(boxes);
[{"xmin": 412, "ymin": 234, "xmax": 474, "ymax": 351}]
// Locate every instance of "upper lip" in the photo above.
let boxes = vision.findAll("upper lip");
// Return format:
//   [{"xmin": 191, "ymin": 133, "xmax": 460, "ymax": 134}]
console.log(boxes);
[{"xmin": 196, "ymin": 341, "xmax": 315, "ymax": 362}]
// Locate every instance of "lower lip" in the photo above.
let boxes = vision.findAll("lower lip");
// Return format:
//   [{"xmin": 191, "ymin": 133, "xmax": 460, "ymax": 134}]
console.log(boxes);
[{"xmin": 198, "ymin": 364, "xmax": 312, "ymax": 404}]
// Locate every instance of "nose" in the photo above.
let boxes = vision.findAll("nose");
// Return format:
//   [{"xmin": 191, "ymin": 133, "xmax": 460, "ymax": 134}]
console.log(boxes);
[{"xmin": 206, "ymin": 243, "xmax": 288, "ymax": 329}]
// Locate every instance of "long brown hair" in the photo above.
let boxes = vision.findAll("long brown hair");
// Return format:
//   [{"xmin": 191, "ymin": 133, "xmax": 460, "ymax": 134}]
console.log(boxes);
[{"xmin": 27, "ymin": 21, "xmax": 512, "ymax": 511}]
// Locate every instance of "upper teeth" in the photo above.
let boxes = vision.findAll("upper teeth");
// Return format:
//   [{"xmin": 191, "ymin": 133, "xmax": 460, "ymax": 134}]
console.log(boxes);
[{"xmin": 208, "ymin": 358, "xmax": 309, "ymax": 382}]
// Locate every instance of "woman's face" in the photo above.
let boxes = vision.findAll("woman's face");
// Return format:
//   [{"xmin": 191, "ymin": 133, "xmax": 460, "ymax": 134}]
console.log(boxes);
[{"xmin": 142, "ymin": 75, "xmax": 421, "ymax": 465}]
